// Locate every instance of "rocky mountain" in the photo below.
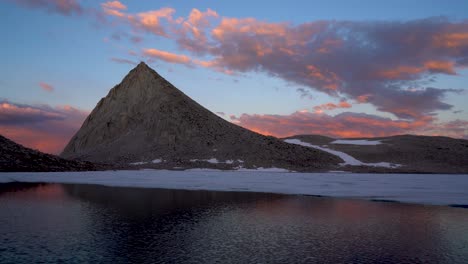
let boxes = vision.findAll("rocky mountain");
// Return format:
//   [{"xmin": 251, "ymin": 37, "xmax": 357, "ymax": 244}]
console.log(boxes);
[
  {"xmin": 0, "ymin": 135, "xmax": 99, "ymax": 172},
  {"xmin": 61, "ymin": 62, "xmax": 341, "ymax": 171},
  {"xmin": 285, "ymin": 134, "xmax": 468, "ymax": 173}
]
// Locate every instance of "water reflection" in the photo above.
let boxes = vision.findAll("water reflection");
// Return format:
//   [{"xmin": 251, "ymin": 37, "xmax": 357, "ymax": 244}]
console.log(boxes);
[{"xmin": 1, "ymin": 183, "xmax": 467, "ymax": 263}]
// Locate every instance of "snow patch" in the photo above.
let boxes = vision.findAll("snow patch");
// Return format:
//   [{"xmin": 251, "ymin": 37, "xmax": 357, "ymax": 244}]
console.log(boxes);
[
  {"xmin": 331, "ymin": 139, "xmax": 382, "ymax": 145},
  {"xmin": 206, "ymin": 158, "xmax": 219, "ymax": 164},
  {"xmin": 151, "ymin": 159, "xmax": 163, "ymax": 164},
  {"xmin": 129, "ymin": 161, "xmax": 147, "ymax": 165},
  {"xmin": 190, "ymin": 158, "xmax": 242, "ymax": 164},
  {"xmin": 185, "ymin": 168, "xmax": 223, "ymax": 172},
  {"xmin": 1, "ymin": 171, "xmax": 467, "ymax": 206},
  {"xmin": 234, "ymin": 167, "xmax": 292, "ymax": 172},
  {"xmin": 284, "ymin": 138, "xmax": 400, "ymax": 168}
]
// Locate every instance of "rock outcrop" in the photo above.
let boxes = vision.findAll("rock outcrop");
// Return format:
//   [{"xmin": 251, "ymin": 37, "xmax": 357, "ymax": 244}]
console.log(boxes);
[{"xmin": 0, "ymin": 135, "xmax": 98, "ymax": 172}]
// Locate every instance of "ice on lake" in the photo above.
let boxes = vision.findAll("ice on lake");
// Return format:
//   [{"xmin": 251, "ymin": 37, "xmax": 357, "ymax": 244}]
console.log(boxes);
[{"xmin": 1, "ymin": 170, "xmax": 467, "ymax": 206}]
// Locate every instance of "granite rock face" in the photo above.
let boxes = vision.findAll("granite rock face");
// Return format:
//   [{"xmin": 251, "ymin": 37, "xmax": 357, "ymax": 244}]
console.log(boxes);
[
  {"xmin": 0, "ymin": 135, "xmax": 98, "ymax": 172},
  {"xmin": 61, "ymin": 62, "xmax": 341, "ymax": 171}
]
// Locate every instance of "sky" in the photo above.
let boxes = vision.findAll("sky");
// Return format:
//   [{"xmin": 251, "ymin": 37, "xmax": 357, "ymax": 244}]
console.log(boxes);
[{"xmin": 1, "ymin": 0, "xmax": 468, "ymax": 154}]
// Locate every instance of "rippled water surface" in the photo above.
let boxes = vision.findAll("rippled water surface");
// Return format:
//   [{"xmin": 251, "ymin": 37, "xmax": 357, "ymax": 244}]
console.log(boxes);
[{"xmin": 1, "ymin": 183, "xmax": 468, "ymax": 263}]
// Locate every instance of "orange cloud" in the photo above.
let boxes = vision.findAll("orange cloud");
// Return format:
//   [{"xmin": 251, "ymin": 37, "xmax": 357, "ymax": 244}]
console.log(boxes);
[
  {"xmin": 187, "ymin": 8, "xmax": 218, "ymax": 27},
  {"xmin": 433, "ymin": 32, "xmax": 468, "ymax": 48},
  {"xmin": 212, "ymin": 18, "xmax": 288, "ymax": 40},
  {"xmin": 136, "ymin": 8, "xmax": 175, "ymax": 34},
  {"xmin": 423, "ymin": 60, "xmax": 456, "ymax": 75},
  {"xmin": 230, "ymin": 111, "xmax": 466, "ymax": 139},
  {"xmin": 306, "ymin": 65, "xmax": 341, "ymax": 90},
  {"xmin": 97, "ymin": 7, "xmax": 468, "ymax": 120},
  {"xmin": 39, "ymin": 82, "xmax": 54, "ymax": 92},
  {"xmin": 0, "ymin": 126, "xmax": 68, "ymax": 154},
  {"xmin": 142, "ymin": 48, "xmax": 192, "ymax": 65},
  {"xmin": 101, "ymin": 1, "xmax": 126, "ymax": 11},
  {"xmin": 378, "ymin": 60, "xmax": 456, "ymax": 79},
  {"xmin": 313, "ymin": 101, "xmax": 352, "ymax": 113},
  {"xmin": 378, "ymin": 65, "xmax": 424, "ymax": 79},
  {"xmin": 0, "ymin": 100, "xmax": 89, "ymax": 154},
  {"xmin": 356, "ymin": 94, "xmax": 371, "ymax": 103},
  {"xmin": 103, "ymin": 5, "xmax": 176, "ymax": 36}
]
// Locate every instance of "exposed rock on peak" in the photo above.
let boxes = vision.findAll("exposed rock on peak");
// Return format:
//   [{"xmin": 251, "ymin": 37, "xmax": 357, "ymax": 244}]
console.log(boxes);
[{"xmin": 61, "ymin": 63, "xmax": 341, "ymax": 171}]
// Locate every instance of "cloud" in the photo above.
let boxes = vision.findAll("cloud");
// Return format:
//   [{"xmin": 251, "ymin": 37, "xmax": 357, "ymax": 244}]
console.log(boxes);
[
  {"xmin": 230, "ymin": 110, "xmax": 467, "ymax": 139},
  {"xmin": 13, "ymin": 3, "xmax": 468, "ymax": 122},
  {"xmin": 13, "ymin": 0, "xmax": 83, "ymax": 16},
  {"xmin": 0, "ymin": 100, "xmax": 88, "ymax": 154},
  {"xmin": 101, "ymin": 1, "xmax": 126, "ymax": 11},
  {"xmin": 142, "ymin": 48, "xmax": 192, "ymax": 65},
  {"xmin": 103, "ymin": 5, "xmax": 176, "ymax": 36},
  {"xmin": 101, "ymin": 6, "xmax": 468, "ymax": 120},
  {"xmin": 198, "ymin": 17, "xmax": 468, "ymax": 119},
  {"xmin": 422, "ymin": 119, "xmax": 468, "ymax": 139},
  {"xmin": 38, "ymin": 82, "xmax": 54, "ymax": 92},
  {"xmin": 110, "ymin": 57, "xmax": 137, "ymax": 65},
  {"xmin": 130, "ymin": 36, "xmax": 143, "ymax": 43},
  {"xmin": 313, "ymin": 101, "xmax": 351, "ymax": 113}
]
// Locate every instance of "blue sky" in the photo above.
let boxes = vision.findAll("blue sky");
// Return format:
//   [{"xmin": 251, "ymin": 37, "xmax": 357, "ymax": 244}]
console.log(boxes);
[{"xmin": 1, "ymin": 0, "xmax": 467, "ymax": 153}]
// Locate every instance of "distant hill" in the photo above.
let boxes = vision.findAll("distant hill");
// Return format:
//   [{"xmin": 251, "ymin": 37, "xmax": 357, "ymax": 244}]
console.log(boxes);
[
  {"xmin": 284, "ymin": 134, "xmax": 468, "ymax": 173},
  {"xmin": 0, "ymin": 135, "xmax": 99, "ymax": 172},
  {"xmin": 61, "ymin": 62, "xmax": 341, "ymax": 171}
]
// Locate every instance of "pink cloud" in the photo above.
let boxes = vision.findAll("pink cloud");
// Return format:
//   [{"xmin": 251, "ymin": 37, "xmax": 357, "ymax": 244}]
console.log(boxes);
[
  {"xmin": 101, "ymin": 1, "xmax": 126, "ymax": 11},
  {"xmin": 100, "ymin": 2, "xmax": 176, "ymax": 36},
  {"xmin": 230, "ymin": 110, "xmax": 467, "ymax": 139},
  {"xmin": 142, "ymin": 48, "xmax": 192, "ymax": 65},
  {"xmin": 0, "ymin": 100, "xmax": 89, "ymax": 154},
  {"xmin": 14, "ymin": 0, "xmax": 83, "ymax": 16},
  {"xmin": 313, "ymin": 101, "xmax": 352, "ymax": 113},
  {"xmin": 39, "ymin": 82, "xmax": 54, "ymax": 92},
  {"xmin": 102, "ymin": 10, "xmax": 466, "ymax": 120}
]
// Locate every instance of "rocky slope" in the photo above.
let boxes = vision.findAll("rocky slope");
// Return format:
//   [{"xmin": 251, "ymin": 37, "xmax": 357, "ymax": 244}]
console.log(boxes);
[
  {"xmin": 285, "ymin": 135, "xmax": 468, "ymax": 173},
  {"xmin": 61, "ymin": 62, "xmax": 341, "ymax": 171},
  {"xmin": 0, "ymin": 135, "xmax": 99, "ymax": 172}
]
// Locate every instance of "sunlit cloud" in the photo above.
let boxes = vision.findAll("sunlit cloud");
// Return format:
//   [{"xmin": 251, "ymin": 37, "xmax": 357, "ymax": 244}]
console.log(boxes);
[
  {"xmin": 230, "ymin": 110, "xmax": 467, "ymax": 139},
  {"xmin": 13, "ymin": 0, "xmax": 83, "ymax": 16},
  {"xmin": 142, "ymin": 48, "xmax": 192, "ymax": 65},
  {"xmin": 8, "ymin": 2, "xmax": 468, "ymax": 144},
  {"xmin": 38, "ymin": 82, "xmax": 54, "ymax": 92},
  {"xmin": 0, "ymin": 100, "xmax": 88, "ymax": 154},
  {"xmin": 100, "ymin": 5, "xmax": 468, "ymax": 120},
  {"xmin": 101, "ymin": 1, "xmax": 126, "ymax": 11},
  {"xmin": 313, "ymin": 101, "xmax": 351, "ymax": 113}
]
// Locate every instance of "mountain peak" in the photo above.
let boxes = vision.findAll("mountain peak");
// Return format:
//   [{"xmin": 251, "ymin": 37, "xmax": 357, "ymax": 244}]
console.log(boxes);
[
  {"xmin": 61, "ymin": 64, "xmax": 341, "ymax": 170},
  {"xmin": 135, "ymin": 61, "xmax": 150, "ymax": 70},
  {"xmin": 123, "ymin": 61, "xmax": 167, "ymax": 84}
]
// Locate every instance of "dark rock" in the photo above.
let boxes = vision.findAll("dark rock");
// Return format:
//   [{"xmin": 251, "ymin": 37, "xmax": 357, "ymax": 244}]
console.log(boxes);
[{"xmin": 0, "ymin": 135, "xmax": 103, "ymax": 172}]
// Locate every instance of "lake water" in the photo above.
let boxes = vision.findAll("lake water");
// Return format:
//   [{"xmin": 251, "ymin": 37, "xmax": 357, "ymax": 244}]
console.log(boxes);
[{"xmin": 1, "ymin": 183, "xmax": 468, "ymax": 263}]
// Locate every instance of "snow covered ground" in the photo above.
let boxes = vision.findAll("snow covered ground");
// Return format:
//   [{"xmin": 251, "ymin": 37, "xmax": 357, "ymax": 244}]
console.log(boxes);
[
  {"xmin": 331, "ymin": 139, "xmax": 382, "ymax": 145},
  {"xmin": 284, "ymin": 138, "xmax": 400, "ymax": 168},
  {"xmin": 1, "ymin": 170, "xmax": 467, "ymax": 206}
]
